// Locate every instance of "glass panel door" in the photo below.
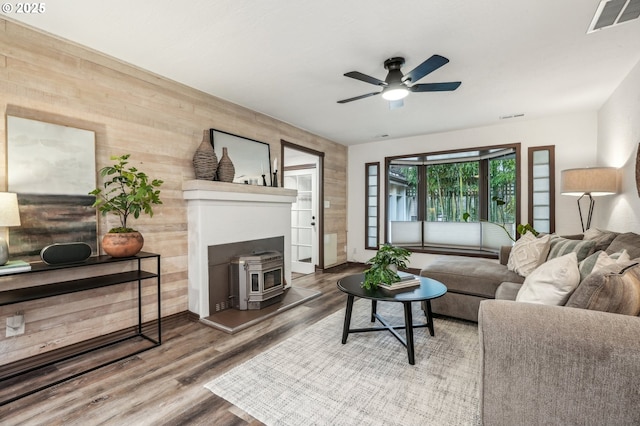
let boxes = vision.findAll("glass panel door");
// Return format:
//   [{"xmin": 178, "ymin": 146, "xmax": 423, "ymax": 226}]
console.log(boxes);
[{"xmin": 284, "ymin": 168, "xmax": 318, "ymax": 274}]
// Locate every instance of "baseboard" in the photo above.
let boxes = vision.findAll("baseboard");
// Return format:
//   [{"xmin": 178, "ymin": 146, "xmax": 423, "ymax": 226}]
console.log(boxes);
[
  {"xmin": 323, "ymin": 261, "xmax": 365, "ymax": 273},
  {"xmin": 186, "ymin": 310, "xmax": 201, "ymax": 322}
]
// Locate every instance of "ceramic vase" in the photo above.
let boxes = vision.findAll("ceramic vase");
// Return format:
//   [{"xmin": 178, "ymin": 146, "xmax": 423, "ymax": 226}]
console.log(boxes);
[{"xmin": 217, "ymin": 147, "xmax": 235, "ymax": 182}]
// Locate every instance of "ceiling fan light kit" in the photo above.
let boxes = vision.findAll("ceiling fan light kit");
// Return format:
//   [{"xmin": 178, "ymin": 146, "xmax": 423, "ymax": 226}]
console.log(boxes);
[
  {"xmin": 338, "ymin": 54, "xmax": 461, "ymax": 107},
  {"xmin": 382, "ymin": 87, "xmax": 409, "ymax": 101}
]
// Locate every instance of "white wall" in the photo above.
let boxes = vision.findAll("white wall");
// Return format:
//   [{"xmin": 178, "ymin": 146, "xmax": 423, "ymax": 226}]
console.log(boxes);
[
  {"xmin": 347, "ymin": 112, "xmax": 598, "ymax": 269},
  {"xmin": 597, "ymin": 59, "xmax": 640, "ymax": 233}
]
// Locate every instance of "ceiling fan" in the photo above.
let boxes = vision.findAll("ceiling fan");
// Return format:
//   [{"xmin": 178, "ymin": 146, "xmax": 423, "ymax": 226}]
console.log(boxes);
[{"xmin": 337, "ymin": 55, "xmax": 461, "ymax": 109}]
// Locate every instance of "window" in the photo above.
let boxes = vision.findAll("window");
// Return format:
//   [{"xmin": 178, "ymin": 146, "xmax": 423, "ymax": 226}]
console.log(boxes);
[
  {"xmin": 365, "ymin": 162, "xmax": 380, "ymax": 249},
  {"xmin": 528, "ymin": 146, "xmax": 555, "ymax": 234},
  {"xmin": 386, "ymin": 144, "xmax": 520, "ymax": 254}
]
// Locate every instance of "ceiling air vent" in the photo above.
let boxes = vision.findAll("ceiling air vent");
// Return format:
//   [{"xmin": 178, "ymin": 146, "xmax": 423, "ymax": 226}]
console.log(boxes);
[{"xmin": 588, "ymin": 0, "xmax": 640, "ymax": 33}]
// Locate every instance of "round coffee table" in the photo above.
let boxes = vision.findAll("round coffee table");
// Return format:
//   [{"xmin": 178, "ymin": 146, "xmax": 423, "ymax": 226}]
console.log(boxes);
[{"xmin": 337, "ymin": 273, "xmax": 447, "ymax": 365}]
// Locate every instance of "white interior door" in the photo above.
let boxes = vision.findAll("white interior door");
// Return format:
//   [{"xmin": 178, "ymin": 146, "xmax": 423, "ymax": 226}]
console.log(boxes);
[{"xmin": 284, "ymin": 166, "xmax": 318, "ymax": 274}]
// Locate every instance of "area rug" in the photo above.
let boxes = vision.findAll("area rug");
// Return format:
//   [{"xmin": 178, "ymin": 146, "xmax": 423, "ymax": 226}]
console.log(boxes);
[{"xmin": 205, "ymin": 300, "xmax": 480, "ymax": 425}]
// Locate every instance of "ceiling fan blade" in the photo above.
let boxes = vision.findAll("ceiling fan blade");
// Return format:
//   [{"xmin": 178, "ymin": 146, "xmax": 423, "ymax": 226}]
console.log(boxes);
[
  {"xmin": 344, "ymin": 71, "xmax": 387, "ymax": 87},
  {"xmin": 402, "ymin": 55, "xmax": 449, "ymax": 84},
  {"xmin": 410, "ymin": 82, "xmax": 462, "ymax": 92},
  {"xmin": 337, "ymin": 92, "xmax": 381, "ymax": 104},
  {"xmin": 389, "ymin": 99, "xmax": 404, "ymax": 110}
]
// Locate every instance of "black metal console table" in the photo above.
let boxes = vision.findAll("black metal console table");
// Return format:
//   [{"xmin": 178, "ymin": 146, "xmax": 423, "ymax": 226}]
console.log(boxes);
[{"xmin": 0, "ymin": 252, "xmax": 161, "ymax": 406}]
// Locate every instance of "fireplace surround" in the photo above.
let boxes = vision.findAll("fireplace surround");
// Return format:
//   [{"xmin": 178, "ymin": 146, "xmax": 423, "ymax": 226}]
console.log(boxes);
[
  {"xmin": 183, "ymin": 180, "xmax": 297, "ymax": 318},
  {"xmin": 208, "ymin": 236, "xmax": 285, "ymax": 313}
]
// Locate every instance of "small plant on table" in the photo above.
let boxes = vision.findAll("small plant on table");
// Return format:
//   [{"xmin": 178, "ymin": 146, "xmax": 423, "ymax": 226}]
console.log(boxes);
[{"xmin": 362, "ymin": 244, "xmax": 411, "ymax": 290}]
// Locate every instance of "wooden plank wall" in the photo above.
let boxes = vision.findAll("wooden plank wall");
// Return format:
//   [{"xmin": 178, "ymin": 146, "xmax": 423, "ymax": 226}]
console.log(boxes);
[{"xmin": 0, "ymin": 18, "xmax": 347, "ymax": 365}]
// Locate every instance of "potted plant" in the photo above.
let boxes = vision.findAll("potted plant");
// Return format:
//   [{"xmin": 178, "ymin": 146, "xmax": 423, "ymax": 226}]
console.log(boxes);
[
  {"xmin": 89, "ymin": 154, "xmax": 163, "ymax": 257},
  {"xmin": 362, "ymin": 244, "xmax": 411, "ymax": 290}
]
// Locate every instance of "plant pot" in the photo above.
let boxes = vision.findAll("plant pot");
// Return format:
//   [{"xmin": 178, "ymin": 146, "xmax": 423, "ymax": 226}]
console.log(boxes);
[{"xmin": 102, "ymin": 232, "xmax": 144, "ymax": 257}]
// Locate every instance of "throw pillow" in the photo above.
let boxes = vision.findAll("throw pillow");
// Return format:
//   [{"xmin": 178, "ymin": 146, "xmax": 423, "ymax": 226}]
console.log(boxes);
[
  {"xmin": 578, "ymin": 250, "xmax": 631, "ymax": 281},
  {"xmin": 606, "ymin": 232, "xmax": 640, "ymax": 259},
  {"xmin": 546, "ymin": 235, "xmax": 596, "ymax": 262},
  {"xmin": 566, "ymin": 262, "xmax": 640, "ymax": 315},
  {"xmin": 583, "ymin": 228, "xmax": 620, "ymax": 252},
  {"xmin": 507, "ymin": 232, "xmax": 551, "ymax": 277},
  {"xmin": 516, "ymin": 252, "xmax": 580, "ymax": 305}
]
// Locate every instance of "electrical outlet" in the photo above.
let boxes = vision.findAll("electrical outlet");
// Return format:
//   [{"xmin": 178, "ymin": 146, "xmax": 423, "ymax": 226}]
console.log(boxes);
[{"xmin": 6, "ymin": 312, "xmax": 25, "ymax": 337}]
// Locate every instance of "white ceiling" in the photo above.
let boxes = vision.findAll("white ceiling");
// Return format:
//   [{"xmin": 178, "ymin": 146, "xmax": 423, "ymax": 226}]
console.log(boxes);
[{"xmin": 8, "ymin": 0, "xmax": 640, "ymax": 146}]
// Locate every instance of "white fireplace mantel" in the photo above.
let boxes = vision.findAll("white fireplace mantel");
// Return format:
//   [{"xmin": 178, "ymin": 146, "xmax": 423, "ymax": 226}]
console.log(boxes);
[
  {"xmin": 182, "ymin": 179, "xmax": 297, "ymax": 203},
  {"xmin": 182, "ymin": 180, "xmax": 297, "ymax": 317}
]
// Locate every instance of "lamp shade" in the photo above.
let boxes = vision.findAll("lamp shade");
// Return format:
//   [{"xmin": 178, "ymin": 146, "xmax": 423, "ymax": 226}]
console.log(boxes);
[
  {"xmin": 560, "ymin": 167, "xmax": 618, "ymax": 196},
  {"xmin": 0, "ymin": 192, "xmax": 21, "ymax": 226}
]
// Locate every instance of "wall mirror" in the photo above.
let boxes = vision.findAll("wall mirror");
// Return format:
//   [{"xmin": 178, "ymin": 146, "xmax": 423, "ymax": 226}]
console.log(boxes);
[
  {"xmin": 7, "ymin": 115, "xmax": 97, "ymax": 260},
  {"xmin": 210, "ymin": 129, "xmax": 272, "ymax": 185}
]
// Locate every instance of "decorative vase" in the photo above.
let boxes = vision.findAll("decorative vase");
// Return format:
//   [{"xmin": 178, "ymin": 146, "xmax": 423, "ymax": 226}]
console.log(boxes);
[
  {"xmin": 192, "ymin": 130, "xmax": 218, "ymax": 180},
  {"xmin": 102, "ymin": 232, "xmax": 144, "ymax": 257},
  {"xmin": 217, "ymin": 147, "xmax": 235, "ymax": 183}
]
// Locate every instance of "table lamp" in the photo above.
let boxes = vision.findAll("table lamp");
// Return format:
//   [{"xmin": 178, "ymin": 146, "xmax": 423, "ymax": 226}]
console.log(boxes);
[
  {"xmin": 560, "ymin": 167, "xmax": 618, "ymax": 232},
  {"xmin": 0, "ymin": 192, "xmax": 21, "ymax": 265}
]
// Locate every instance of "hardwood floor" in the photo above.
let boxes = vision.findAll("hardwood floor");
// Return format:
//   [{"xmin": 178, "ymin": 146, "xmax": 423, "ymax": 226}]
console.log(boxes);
[{"xmin": 0, "ymin": 265, "xmax": 365, "ymax": 425}]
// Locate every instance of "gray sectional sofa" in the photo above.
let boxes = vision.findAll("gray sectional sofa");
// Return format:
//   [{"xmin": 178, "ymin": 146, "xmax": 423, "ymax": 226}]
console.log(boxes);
[
  {"xmin": 419, "ymin": 230, "xmax": 640, "ymax": 322},
  {"xmin": 478, "ymin": 299, "xmax": 640, "ymax": 425},
  {"xmin": 418, "ymin": 247, "xmax": 524, "ymax": 321},
  {"xmin": 477, "ymin": 231, "xmax": 640, "ymax": 424},
  {"xmin": 419, "ymin": 229, "xmax": 640, "ymax": 425}
]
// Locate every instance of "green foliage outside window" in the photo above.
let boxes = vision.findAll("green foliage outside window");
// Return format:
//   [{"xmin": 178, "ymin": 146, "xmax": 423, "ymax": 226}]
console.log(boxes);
[
  {"xmin": 426, "ymin": 162, "xmax": 479, "ymax": 222},
  {"xmin": 390, "ymin": 155, "xmax": 516, "ymax": 223}
]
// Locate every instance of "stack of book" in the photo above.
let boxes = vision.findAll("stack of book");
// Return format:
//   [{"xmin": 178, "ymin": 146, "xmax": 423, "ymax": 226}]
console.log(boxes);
[
  {"xmin": 378, "ymin": 272, "xmax": 421, "ymax": 292},
  {"xmin": 0, "ymin": 260, "xmax": 32, "ymax": 276}
]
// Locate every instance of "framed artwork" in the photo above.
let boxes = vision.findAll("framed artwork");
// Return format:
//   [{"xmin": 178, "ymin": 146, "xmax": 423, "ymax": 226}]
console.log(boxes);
[
  {"xmin": 210, "ymin": 129, "xmax": 272, "ymax": 185},
  {"xmin": 7, "ymin": 115, "xmax": 97, "ymax": 260}
]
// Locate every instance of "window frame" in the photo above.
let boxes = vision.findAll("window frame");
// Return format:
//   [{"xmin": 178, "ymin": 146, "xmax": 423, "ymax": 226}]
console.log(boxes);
[
  {"xmin": 384, "ymin": 143, "xmax": 521, "ymax": 256},
  {"xmin": 365, "ymin": 162, "xmax": 380, "ymax": 250},
  {"xmin": 528, "ymin": 145, "xmax": 555, "ymax": 234}
]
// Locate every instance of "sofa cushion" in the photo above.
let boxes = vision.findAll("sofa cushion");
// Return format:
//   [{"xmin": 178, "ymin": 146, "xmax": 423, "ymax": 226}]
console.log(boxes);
[
  {"xmin": 420, "ymin": 255, "xmax": 524, "ymax": 298},
  {"xmin": 507, "ymin": 232, "xmax": 550, "ymax": 277},
  {"xmin": 606, "ymin": 232, "xmax": 640, "ymax": 259},
  {"xmin": 583, "ymin": 228, "xmax": 620, "ymax": 252},
  {"xmin": 565, "ymin": 262, "xmax": 640, "ymax": 315},
  {"xmin": 495, "ymin": 281, "xmax": 523, "ymax": 301},
  {"xmin": 578, "ymin": 250, "xmax": 631, "ymax": 281},
  {"xmin": 546, "ymin": 235, "xmax": 596, "ymax": 262},
  {"xmin": 516, "ymin": 252, "xmax": 580, "ymax": 305}
]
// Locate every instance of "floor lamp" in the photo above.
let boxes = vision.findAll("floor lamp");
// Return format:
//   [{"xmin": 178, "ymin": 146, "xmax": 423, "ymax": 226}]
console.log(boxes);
[
  {"xmin": 0, "ymin": 192, "xmax": 21, "ymax": 265},
  {"xmin": 560, "ymin": 167, "xmax": 618, "ymax": 232}
]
